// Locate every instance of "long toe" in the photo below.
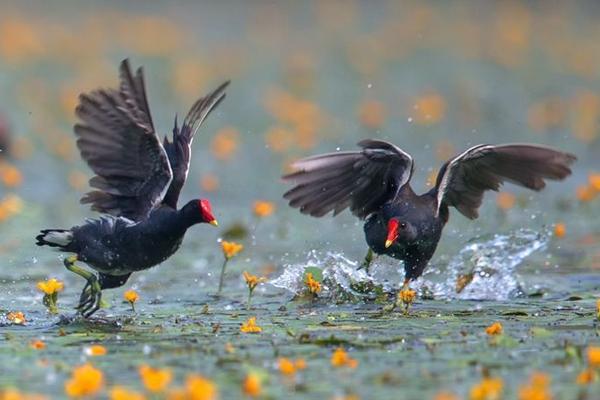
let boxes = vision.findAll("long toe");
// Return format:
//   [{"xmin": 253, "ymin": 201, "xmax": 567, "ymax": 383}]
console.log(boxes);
[{"xmin": 83, "ymin": 291, "xmax": 102, "ymax": 318}]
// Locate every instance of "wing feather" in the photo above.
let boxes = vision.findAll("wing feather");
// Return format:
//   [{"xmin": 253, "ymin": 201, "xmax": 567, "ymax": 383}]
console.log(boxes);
[
  {"xmin": 435, "ymin": 143, "xmax": 576, "ymax": 219},
  {"xmin": 74, "ymin": 59, "xmax": 172, "ymax": 221},
  {"xmin": 282, "ymin": 139, "xmax": 414, "ymax": 219}
]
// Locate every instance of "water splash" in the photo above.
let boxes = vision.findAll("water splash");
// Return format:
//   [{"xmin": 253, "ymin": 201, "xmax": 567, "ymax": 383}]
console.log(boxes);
[
  {"xmin": 418, "ymin": 228, "xmax": 549, "ymax": 300},
  {"xmin": 270, "ymin": 229, "xmax": 549, "ymax": 301}
]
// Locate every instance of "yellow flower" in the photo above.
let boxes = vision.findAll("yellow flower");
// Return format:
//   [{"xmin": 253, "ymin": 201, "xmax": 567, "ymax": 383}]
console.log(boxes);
[
  {"xmin": 588, "ymin": 172, "xmax": 600, "ymax": 192},
  {"xmin": 182, "ymin": 374, "xmax": 218, "ymax": 400},
  {"xmin": 0, "ymin": 388, "xmax": 47, "ymax": 400},
  {"xmin": 243, "ymin": 271, "xmax": 266, "ymax": 292},
  {"xmin": 553, "ymin": 222, "xmax": 566, "ymax": 238},
  {"xmin": 496, "ymin": 192, "xmax": 516, "ymax": 210},
  {"xmin": 278, "ymin": 357, "xmax": 296, "ymax": 375},
  {"xmin": 7, "ymin": 311, "xmax": 26, "ymax": 325},
  {"xmin": 517, "ymin": 372, "xmax": 551, "ymax": 400},
  {"xmin": 576, "ymin": 368, "xmax": 597, "ymax": 385},
  {"xmin": 109, "ymin": 386, "xmax": 146, "ymax": 400},
  {"xmin": 586, "ymin": 346, "xmax": 600, "ymax": 368},
  {"xmin": 36, "ymin": 278, "xmax": 64, "ymax": 295},
  {"xmin": 242, "ymin": 373, "xmax": 262, "ymax": 397},
  {"xmin": 398, "ymin": 288, "xmax": 416, "ymax": 305},
  {"xmin": 240, "ymin": 317, "xmax": 262, "ymax": 334},
  {"xmin": 139, "ymin": 365, "xmax": 172, "ymax": 393},
  {"xmin": 304, "ymin": 272, "xmax": 322, "ymax": 295},
  {"xmin": 469, "ymin": 377, "xmax": 503, "ymax": 400},
  {"xmin": 0, "ymin": 162, "xmax": 23, "ymax": 187},
  {"xmin": 124, "ymin": 289, "xmax": 139, "ymax": 303},
  {"xmin": 221, "ymin": 241, "xmax": 244, "ymax": 259},
  {"xmin": 85, "ymin": 345, "xmax": 107, "ymax": 357},
  {"xmin": 211, "ymin": 126, "xmax": 240, "ymax": 161},
  {"xmin": 295, "ymin": 358, "xmax": 307, "ymax": 370},
  {"xmin": 576, "ymin": 185, "xmax": 596, "ymax": 202},
  {"xmin": 253, "ymin": 200, "xmax": 275, "ymax": 218},
  {"xmin": 29, "ymin": 340, "xmax": 46, "ymax": 350},
  {"xmin": 64, "ymin": 364, "xmax": 104, "ymax": 397},
  {"xmin": 434, "ymin": 392, "xmax": 459, "ymax": 400},
  {"xmin": 485, "ymin": 322, "xmax": 503, "ymax": 336},
  {"xmin": 331, "ymin": 347, "xmax": 358, "ymax": 369}
]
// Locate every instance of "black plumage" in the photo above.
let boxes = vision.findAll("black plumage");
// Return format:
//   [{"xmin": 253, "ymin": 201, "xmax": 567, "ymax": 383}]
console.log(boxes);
[
  {"xmin": 36, "ymin": 60, "xmax": 229, "ymax": 317},
  {"xmin": 283, "ymin": 140, "xmax": 576, "ymax": 286}
]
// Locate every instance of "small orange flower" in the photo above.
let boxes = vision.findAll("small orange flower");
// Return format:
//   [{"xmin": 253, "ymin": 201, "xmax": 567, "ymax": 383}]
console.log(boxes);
[
  {"xmin": 358, "ymin": 99, "xmax": 386, "ymax": 130},
  {"xmin": 240, "ymin": 317, "xmax": 262, "ymax": 334},
  {"xmin": 434, "ymin": 392, "xmax": 459, "ymax": 400},
  {"xmin": 64, "ymin": 363, "xmax": 104, "ymax": 397},
  {"xmin": 576, "ymin": 368, "xmax": 597, "ymax": 385},
  {"xmin": 221, "ymin": 241, "xmax": 244, "ymax": 259},
  {"xmin": 124, "ymin": 289, "xmax": 139, "ymax": 312},
  {"xmin": 411, "ymin": 93, "xmax": 446, "ymax": 125},
  {"xmin": 553, "ymin": 222, "xmax": 566, "ymax": 238},
  {"xmin": 7, "ymin": 311, "xmax": 26, "ymax": 325},
  {"xmin": 278, "ymin": 357, "xmax": 296, "ymax": 375},
  {"xmin": 184, "ymin": 374, "xmax": 217, "ymax": 400},
  {"xmin": 469, "ymin": 377, "xmax": 503, "ymax": 400},
  {"xmin": 30, "ymin": 340, "xmax": 46, "ymax": 350},
  {"xmin": 517, "ymin": 372, "xmax": 551, "ymax": 400},
  {"xmin": 589, "ymin": 173, "xmax": 600, "ymax": 192},
  {"xmin": 253, "ymin": 200, "xmax": 275, "ymax": 218},
  {"xmin": 586, "ymin": 346, "xmax": 600, "ymax": 368},
  {"xmin": 331, "ymin": 347, "xmax": 358, "ymax": 368},
  {"xmin": 36, "ymin": 278, "xmax": 64, "ymax": 295},
  {"xmin": 243, "ymin": 271, "xmax": 266, "ymax": 292},
  {"xmin": 242, "ymin": 373, "xmax": 262, "ymax": 397},
  {"xmin": 576, "ymin": 185, "xmax": 596, "ymax": 202},
  {"xmin": 139, "ymin": 365, "xmax": 173, "ymax": 393},
  {"xmin": 0, "ymin": 162, "xmax": 23, "ymax": 187},
  {"xmin": 496, "ymin": 192, "xmax": 516, "ymax": 210},
  {"xmin": 85, "ymin": 345, "xmax": 107, "ymax": 357},
  {"xmin": 304, "ymin": 272, "xmax": 322, "ymax": 295},
  {"xmin": 211, "ymin": 126, "xmax": 239, "ymax": 161},
  {"xmin": 398, "ymin": 288, "xmax": 416, "ymax": 305},
  {"xmin": 596, "ymin": 299, "xmax": 600, "ymax": 320},
  {"xmin": 294, "ymin": 358, "xmax": 307, "ymax": 370},
  {"xmin": 109, "ymin": 386, "xmax": 146, "ymax": 400},
  {"xmin": 200, "ymin": 174, "xmax": 220, "ymax": 192},
  {"xmin": 485, "ymin": 322, "xmax": 503, "ymax": 336}
]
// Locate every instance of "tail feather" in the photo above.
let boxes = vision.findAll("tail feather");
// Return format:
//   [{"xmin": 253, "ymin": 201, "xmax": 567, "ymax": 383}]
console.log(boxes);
[{"xmin": 36, "ymin": 229, "xmax": 73, "ymax": 249}]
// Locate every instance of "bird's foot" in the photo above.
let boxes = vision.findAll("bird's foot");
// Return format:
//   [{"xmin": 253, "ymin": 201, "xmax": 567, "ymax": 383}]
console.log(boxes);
[
  {"xmin": 76, "ymin": 278, "xmax": 102, "ymax": 318},
  {"xmin": 356, "ymin": 248, "xmax": 375, "ymax": 275},
  {"xmin": 63, "ymin": 255, "xmax": 103, "ymax": 318}
]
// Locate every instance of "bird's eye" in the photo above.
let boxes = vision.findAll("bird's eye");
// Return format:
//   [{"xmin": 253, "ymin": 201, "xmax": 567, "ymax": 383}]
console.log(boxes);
[{"xmin": 400, "ymin": 223, "xmax": 407, "ymax": 229}]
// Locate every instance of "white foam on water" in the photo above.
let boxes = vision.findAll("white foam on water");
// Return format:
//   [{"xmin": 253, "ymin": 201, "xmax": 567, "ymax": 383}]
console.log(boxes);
[{"xmin": 270, "ymin": 229, "xmax": 549, "ymax": 301}]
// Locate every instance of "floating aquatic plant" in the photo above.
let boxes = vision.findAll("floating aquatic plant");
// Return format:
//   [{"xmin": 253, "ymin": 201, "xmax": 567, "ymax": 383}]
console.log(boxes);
[
  {"xmin": 242, "ymin": 372, "xmax": 262, "ymax": 397},
  {"xmin": 330, "ymin": 347, "xmax": 358, "ymax": 369},
  {"xmin": 138, "ymin": 365, "xmax": 172, "ymax": 393},
  {"xmin": 64, "ymin": 364, "xmax": 104, "ymax": 398},
  {"xmin": 240, "ymin": 317, "xmax": 262, "ymax": 334},
  {"xmin": 123, "ymin": 289, "xmax": 139, "ymax": 312}
]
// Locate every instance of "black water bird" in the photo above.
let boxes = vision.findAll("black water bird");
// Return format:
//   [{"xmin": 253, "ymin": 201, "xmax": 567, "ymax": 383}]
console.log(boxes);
[
  {"xmin": 36, "ymin": 60, "xmax": 229, "ymax": 317},
  {"xmin": 283, "ymin": 139, "xmax": 576, "ymax": 290}
]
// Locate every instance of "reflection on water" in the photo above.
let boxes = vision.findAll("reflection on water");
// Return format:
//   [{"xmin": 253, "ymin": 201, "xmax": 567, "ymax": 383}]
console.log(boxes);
[{"xmin": 271, "ymin": 228, "xmax": 549, "ymax": 301}]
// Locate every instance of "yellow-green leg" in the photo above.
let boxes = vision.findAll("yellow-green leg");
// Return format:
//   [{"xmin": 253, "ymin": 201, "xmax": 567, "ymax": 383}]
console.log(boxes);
[
  {"xmin": 357, "ymin": 248, "xmax": 376, "ymax": 274},
  {"xmin": 63, "ymin": 255, "xmax": 102, "ymax": 318}
]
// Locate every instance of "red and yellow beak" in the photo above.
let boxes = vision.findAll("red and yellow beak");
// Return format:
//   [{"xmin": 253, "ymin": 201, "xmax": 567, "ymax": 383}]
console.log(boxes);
[
  {"xmin": 209, "ymin": 219, "xmax": 219, "ymax": 227},
  {"xmin": 385, "ymin": 219, "xmax": 399, "ymax": 248}
]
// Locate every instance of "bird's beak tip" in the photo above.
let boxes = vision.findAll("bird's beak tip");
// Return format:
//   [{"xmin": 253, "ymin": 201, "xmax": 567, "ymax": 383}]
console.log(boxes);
[
  {"xmin": 385, "ymin": 240, "xmax": 393, "ymax": 248},
  {"xmin": 209, "ymin": 219, "xmax": 219, "ymax": 227}
]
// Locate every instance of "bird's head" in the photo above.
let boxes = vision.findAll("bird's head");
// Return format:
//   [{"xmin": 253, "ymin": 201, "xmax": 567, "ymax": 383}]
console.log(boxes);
[
  {"xmin": 384, "ymin": 218, "xmax": 417, "ymax": 248},
  {"xmin": 198, "ymin": 199, "xmax": 218, "ymax": 226}
]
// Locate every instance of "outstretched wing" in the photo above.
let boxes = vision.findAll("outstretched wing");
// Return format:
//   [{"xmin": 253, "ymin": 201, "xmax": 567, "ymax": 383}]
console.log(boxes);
[
  {"xmin": 282, "ymin": 139, "xmax": 414, "ymax": 219},
  {"xmin": 162, "ymin": 80, "xmax": 230, "ymax": 208},
  {"xmin": 435, "ymin": 143, "xmax": 576, "ymax": 219},
  {"xmin": 75, "ymin": 59, "xmax": 172, "ymax": 221}
]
